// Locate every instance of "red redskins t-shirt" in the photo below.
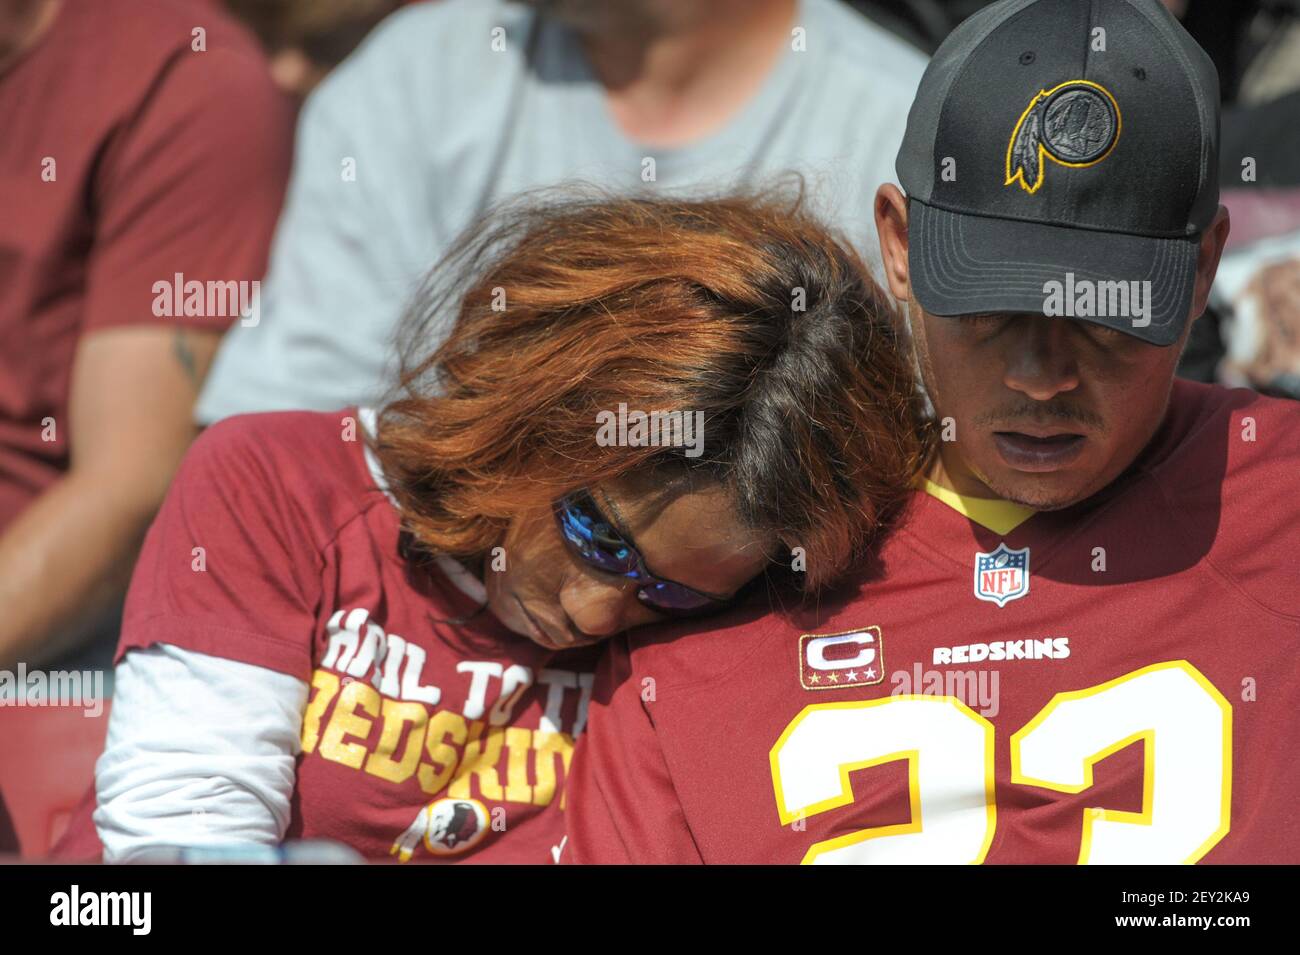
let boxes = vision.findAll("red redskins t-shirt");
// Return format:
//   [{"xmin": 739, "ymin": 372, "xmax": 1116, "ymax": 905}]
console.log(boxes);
[
  {"xmin": 62, "ymin": 409, "xmax": 598, "ymax": 863},
  {"xmin": 565, "ymin": 380, "xmax": 1300, "ymax": 864},
  {"xmin": 0, "ymin": 0, "xmax": 292, "ymax": 531}
]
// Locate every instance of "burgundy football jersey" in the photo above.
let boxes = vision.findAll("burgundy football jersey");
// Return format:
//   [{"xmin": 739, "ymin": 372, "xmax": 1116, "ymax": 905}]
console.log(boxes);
[
  {"xmin": 565, "ymin": 381, "xmax": 1300, "ymax": 864},
  {"xmin": 65, "ymin": 409, "xmax": 595, "ymax": 863}
]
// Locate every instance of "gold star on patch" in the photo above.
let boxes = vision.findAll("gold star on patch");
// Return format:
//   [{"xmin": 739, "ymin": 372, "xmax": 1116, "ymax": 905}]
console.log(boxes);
[
  {"xmin": 827, "ymin": 672, "xmax": 839, "ymax": 683},
  {"xmin": 808, "ymin": 673, "xmax": 821, "ymax": 684}
]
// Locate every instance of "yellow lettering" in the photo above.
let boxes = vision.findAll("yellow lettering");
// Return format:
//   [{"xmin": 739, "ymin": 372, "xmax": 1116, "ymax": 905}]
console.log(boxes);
[
  {"xmin": 532, "ymin": 731, "xmax": 575, "ymax": 807},
  {"xmin": 319, "ymin": 680, "xmax": 380, "ymax": 769},
  {"xmin": 365, "ymin": 699, "xmax": 428, "ymax": 784},
  {"xmin": 503, "ymin": 727, "xmax": 533, "ymax": 803},
  {"xmin": 418, "ymin": 709, "xmax": 468, "ymax": 795},
  {"xmin": 448, "ymin": 721, "xmax": 505, "ymax": 801},
  {"xmin": 300, "ymin": 669, "xmax": 341, "ymax": 754}
]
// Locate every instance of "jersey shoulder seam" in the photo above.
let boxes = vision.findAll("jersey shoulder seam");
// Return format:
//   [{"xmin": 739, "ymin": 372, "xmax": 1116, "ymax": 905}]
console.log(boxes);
[{"xmin": 1147, "ymin": 470, "xmax": 1300, "ymax": 626}]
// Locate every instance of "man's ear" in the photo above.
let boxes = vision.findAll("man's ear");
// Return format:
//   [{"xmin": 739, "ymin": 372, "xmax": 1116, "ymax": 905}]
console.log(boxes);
[
  {"xmin": 874, "ymin": 184, "xmax": 912, "ymax": 304},
  {"xmin": 1191, "ymin": 204, "xmax": 1231, "ymax": 321}
]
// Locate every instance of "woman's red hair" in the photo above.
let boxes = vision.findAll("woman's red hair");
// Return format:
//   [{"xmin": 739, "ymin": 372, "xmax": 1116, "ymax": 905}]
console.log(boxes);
[{"xmin": 375, "ymin": 187, "xmax": 933, "ymax": 592}]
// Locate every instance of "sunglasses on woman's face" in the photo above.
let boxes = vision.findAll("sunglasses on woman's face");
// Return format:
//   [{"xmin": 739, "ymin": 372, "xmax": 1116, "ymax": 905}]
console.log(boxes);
[{"xmin": 552, "ymin": 489, "xmax": 732, "ymax": 617}]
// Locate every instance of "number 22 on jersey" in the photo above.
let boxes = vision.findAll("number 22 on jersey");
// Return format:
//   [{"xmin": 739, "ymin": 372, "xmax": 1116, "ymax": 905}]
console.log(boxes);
[{"xmin": 770, "ymin": 661, "xmax": 1231, "ymax": 864}]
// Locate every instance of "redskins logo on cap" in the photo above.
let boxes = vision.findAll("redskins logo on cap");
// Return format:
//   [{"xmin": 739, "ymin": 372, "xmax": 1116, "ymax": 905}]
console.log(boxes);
[{"xmin": 1005, "ymin": 80, "xmax": 1121, "ymax": 194}]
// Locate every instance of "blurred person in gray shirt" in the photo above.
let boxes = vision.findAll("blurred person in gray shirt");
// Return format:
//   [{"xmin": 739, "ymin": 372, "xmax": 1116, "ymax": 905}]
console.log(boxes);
[{"xmin": 197, "ymin": 0, "xmax": 927, "ymax": 420}]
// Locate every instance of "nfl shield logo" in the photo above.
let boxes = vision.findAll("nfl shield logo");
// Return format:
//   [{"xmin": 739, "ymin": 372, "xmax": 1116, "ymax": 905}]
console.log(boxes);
[{"xmin": 973, "ymin": 544, "xmax": 1030, "ymax": 607}]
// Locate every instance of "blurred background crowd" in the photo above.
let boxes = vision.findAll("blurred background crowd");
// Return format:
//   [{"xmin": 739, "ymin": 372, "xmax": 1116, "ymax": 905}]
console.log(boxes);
[{"xmin": 0, "ymin": 0, "xmax": 1296, "ymax": 857}]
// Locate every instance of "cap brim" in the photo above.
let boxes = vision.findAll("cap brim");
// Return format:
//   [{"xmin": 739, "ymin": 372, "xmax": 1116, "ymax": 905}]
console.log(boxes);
[{"xmin": 908, "ymin": 200, "xmax": 1200, "ymax": 346}]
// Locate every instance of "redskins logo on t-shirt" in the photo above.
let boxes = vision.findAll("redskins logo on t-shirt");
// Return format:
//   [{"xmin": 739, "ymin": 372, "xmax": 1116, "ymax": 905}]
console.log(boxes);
[
  {"xmin": 425, "ymin": 798, "xmax": 489, "ymax": 856},
  {"xmin": 392, "ymin": 797, "xmax": 492, "ymax": 860}
]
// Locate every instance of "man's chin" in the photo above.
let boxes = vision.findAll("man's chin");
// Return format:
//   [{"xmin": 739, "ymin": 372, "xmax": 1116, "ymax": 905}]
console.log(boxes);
[{"xmin": 979, "ymin": 470, "xmax": 1097, "ymax": 512}]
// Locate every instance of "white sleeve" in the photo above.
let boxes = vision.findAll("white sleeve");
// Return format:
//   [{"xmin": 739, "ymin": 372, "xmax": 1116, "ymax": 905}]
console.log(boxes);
[{"xmin": 94, "ymin": 644, "xmax": 309, "ymax": 863}]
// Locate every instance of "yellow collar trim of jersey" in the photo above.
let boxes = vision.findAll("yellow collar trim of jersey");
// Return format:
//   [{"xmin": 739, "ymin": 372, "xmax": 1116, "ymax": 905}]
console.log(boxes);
[{"xmin": 920, "ymin": 477, "xmax": 1037, "ymax": 536}]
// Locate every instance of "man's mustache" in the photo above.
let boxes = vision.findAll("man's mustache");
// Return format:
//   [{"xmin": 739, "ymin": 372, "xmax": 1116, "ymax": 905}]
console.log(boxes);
[{"xmin": 973, "ymin": 401, "xmax": 1106, "ymax": 433}]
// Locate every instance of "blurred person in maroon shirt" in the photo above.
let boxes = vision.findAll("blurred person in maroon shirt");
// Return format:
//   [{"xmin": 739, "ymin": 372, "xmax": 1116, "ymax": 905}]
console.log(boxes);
[{"xmin": 0, "ymin": 0, "xmax": 293, "ymax": 667}]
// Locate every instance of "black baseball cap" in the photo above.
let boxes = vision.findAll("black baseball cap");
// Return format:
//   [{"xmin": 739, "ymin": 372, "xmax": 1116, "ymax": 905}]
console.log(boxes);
[{"xmin": 897, "ymin": 0, "xmax": 1221, "ymax": 345}]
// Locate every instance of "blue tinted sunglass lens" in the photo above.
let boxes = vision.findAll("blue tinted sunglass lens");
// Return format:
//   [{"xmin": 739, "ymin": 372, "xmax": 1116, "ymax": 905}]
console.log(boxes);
[
  {"xmin": 557, "ymin": 500, "xmax": 638, "ymax": 575},
  {"xmin": 555, "ymin": 493, "xmax": 725, "ymax": 615},
  {"xmin": 637, "ymin": 580, "xmax": 716, "ymax": 613}
]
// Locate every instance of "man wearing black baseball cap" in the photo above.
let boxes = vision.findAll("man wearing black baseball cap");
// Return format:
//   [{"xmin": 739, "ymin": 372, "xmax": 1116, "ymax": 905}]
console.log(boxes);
[
  {"xmin": 563, "ymin": 0, "xmax": 1300, "ymax": 866},
  {"xmin": 876, "ymin": 0, "xmax": 1233, "ymax": 509}
]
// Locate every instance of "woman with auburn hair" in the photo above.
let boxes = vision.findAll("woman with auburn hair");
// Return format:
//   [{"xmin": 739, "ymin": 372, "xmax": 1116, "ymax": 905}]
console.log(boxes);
[{"xmin": 59, "ymin": 190, "xmax": 931, "ymax": 864}]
